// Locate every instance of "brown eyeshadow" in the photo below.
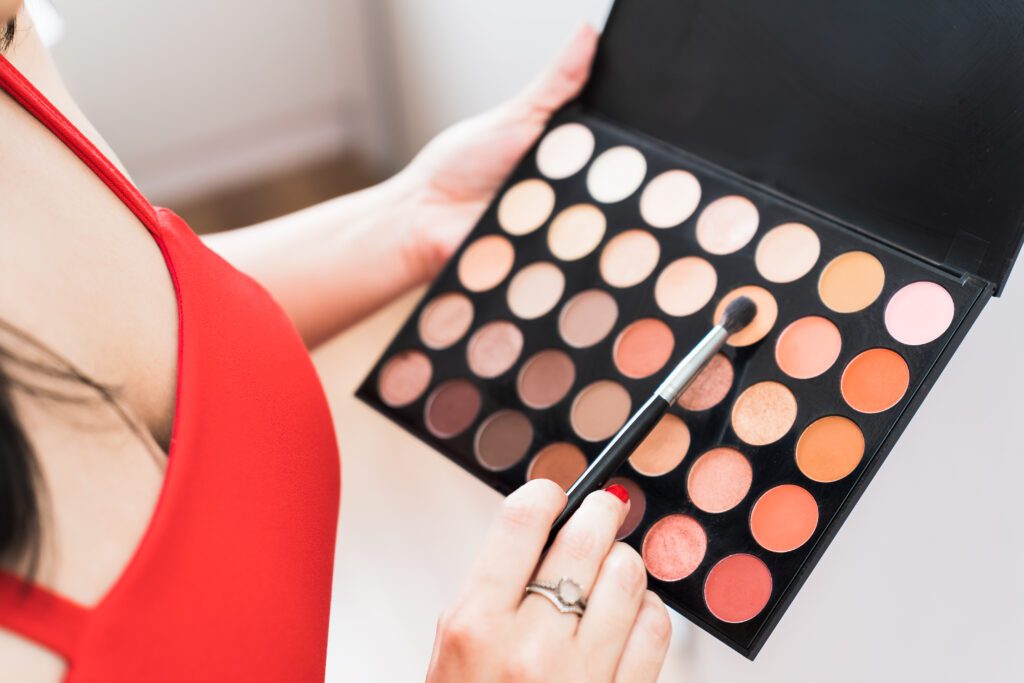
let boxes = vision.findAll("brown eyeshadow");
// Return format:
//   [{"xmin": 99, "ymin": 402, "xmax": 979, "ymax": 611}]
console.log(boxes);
[
  {"xmin": 527, "ymin": 443, "xmax": 588, "ymax": 491},
  {"xmin": 474, "ymin": 411, "xmax": 534, "ymax": 471},
  {"xmin": 424, "ymin": 379, "xmax": 481, "ymax": 439},
  {"xmin": 517, "ymin": 349, "xmax": 576, "ymax": 409},
  {"xmin": 570, "ymin": 380, "xmax": 632, "ymax": 442},
  {"xmin": 558, "ymin": 289, "xmax": 618, "ymax": 348}
]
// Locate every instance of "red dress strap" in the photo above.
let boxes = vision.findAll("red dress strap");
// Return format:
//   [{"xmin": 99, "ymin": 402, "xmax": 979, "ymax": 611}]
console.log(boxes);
[{"xmin": 0, "ymin": 572, "xmax": 88, "ymax": 661}]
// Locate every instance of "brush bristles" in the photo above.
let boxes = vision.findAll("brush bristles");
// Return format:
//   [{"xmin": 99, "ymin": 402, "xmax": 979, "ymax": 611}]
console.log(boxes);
[{"xmin": 720, "ymin": 296, "xmax": 757, "ymax": 334}]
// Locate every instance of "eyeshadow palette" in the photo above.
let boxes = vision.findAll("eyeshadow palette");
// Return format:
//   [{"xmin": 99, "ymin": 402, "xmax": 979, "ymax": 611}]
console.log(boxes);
[{"xmin": 357, "ymin": 0, "xmax": 1024, "ymax": 659}]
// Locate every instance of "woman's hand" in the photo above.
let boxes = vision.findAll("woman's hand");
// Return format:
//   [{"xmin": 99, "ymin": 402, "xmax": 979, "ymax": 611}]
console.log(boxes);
[
  {"xmin": 426, "ymin": 480, "xmax": 672, "ymax": 682},
  {"xmin": 395, "ymin": 24, "xmax": 599, "ymax": 285}
]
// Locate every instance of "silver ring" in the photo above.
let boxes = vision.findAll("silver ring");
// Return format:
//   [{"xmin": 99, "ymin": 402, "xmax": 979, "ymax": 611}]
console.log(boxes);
[{"xmin": 525, "ymin": 577, "xmax": 587, "ymax": 617}]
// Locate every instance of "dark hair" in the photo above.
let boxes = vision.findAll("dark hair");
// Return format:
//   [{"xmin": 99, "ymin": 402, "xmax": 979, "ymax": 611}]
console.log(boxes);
[
  {"xmin": 1, "ymin": 18, "xmax": 16, "ymax": 53},
  {"xmin": 0, "ymin": 318, "xmax": 150, "ymax": 575}
]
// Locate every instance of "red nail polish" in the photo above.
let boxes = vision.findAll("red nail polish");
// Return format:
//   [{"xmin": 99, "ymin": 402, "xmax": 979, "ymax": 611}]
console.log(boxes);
[{"xmin": 604, "ymin": 483, "xmax": 629, "ymax": 504}]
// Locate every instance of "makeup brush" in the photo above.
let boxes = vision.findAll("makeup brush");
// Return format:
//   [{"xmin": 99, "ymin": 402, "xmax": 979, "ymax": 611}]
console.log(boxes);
[{"xmin": 545, "ymin": 296, "xmax": 757, "ymax": 548}]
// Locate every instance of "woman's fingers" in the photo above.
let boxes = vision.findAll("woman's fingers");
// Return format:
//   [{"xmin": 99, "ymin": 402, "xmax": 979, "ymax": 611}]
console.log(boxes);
[
  {"xmin": 575, "ymin": 542, "xmax": 648, "ymax": 670},
  {"xmin": 460, "ymin": 479, "xmax": 567, "ymax": 612},
  {"xmin": 518, "ymin": 489, "xmax": 629, "ymax": 635},
  {"xmin": 613, "ymin": 592, "xmax": 673, "ymax": 683},
  {"xmin": 515, "ymin": 23, "xmax": 599, "ymax": 116}
]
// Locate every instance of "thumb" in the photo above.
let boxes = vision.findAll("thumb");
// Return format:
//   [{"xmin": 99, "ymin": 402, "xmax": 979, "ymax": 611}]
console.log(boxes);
[{"xmin": 515, "ymin": 23, "xmax": 599, "ymax": 117}]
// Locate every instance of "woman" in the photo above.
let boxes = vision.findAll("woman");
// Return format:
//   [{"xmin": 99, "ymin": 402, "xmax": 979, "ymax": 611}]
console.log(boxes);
[{"xmin": 0, "ymin": 3, "xmax": 671, "ymax": 682}]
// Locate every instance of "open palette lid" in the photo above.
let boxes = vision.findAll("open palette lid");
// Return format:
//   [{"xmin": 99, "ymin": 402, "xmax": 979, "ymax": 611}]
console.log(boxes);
[{"xmin": 583, "ymin": 0, "xmax": 1024, "ymax": 294}]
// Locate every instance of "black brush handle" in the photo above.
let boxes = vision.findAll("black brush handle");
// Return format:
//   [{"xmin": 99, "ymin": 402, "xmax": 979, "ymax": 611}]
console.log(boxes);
[{"xmin": 544, "ymin": 395, "xmax": 668, "ymax": 551}]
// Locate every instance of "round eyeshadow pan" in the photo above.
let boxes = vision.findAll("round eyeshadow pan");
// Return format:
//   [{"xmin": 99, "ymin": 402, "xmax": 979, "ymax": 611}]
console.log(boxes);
[
  {"xmin": 558, "ymin": 289, "xmax": 618, "ymax": 349},
  {"xmin": 599, "ymin": 229, "xmax": 661, "ymax": 288},
  {"xmin": 749, "ymin": 484, "xmax": 819, "ymax": 553},
  {"xmin": 754, "ymin": 222, "xmax": 821, "ymax": 283},
  {"xmin": 884, "ymin": 281, "xmax": 955, "ymax": 345},
  {"xmin": 377, "ymin": 350, "xmax": 432, "ymax": 408},
  {"xmin": 586, "ymin": 145, "xmax": 647, "ymax": 203},
  {"xmin": 629, "ymin": 413, "xmax": 690, "ymax": 477},
  {"xmin": 570, "ymin": 380, "xmax": 632, "ymax": 442},
  {"xmin": 497, "ymin": 178, "xmax": 555, "ymax": 236},
  {"xmin": 418, "ymin": 292, "xmax": 474, "ymax": 350},
  {"xmin": 686, "ymin": 447, "xmax": 752, "ymax": 513},
  {"xmin": 507, "ymin": 262, "xmax": 565, "ymax": 320},
  {"xmin": 607, "ymin": 476, "xmax": 647, "ymax": 540},
  {"xmin": 713, "ymin": 286, "xmax": 778, "ymax": 347},
  {"xmin": 731, "ymin": 381, "xmax": 798, "ymax": 446},
  {"xmin": 474, "ymin": 410, "xmax": 533, "ymax": 472},
  {"xmin": 818, "ymin": 251, "xmax": 886, "ymax": 313},
  {"xmin": 613, "ymin": 318, "xmax": 675, "ymax": 379},
  {"xmin": 517, "ymin": 349, "xmax": 576, "ymax": 410},
  {"xmin": 536, "ymin": 122, "xmax": 595, "ymax": 180},
  {"xmin": 796, "ymin": 415, "xmax": 865, "ymax": 483},
  {"xmin": 695, "ymin": 195, "xmax": 759, "ymax": 255},
  {"xmin": 841, "ymin": 348, "xmax": 910, "ymax": 413},
  {"xmin": 458, "ymin": 235, "xmax": 515, "ymax": 292},
  {"xmin": 642, "ymin": 514, "xmax": 707, "ymax": 582},
  {"xmin": 639, "ymin": 170, "xmax": 702, "ymax": 228},
  {"xmin": 654, "ymin": 256, "xmax": 717, "ymax": 317},
  {"xmin": 775, "ymin": 316, "xmax": 842, "ymax": 379},
  {"xmin": 704, "ymin": 554, "xmax": 773, "ymax": 624},
  {"xmin": 547, "ymin": 204, "xmax": 607, "ymax": 261},
  {"xmin": 424, "ymin": 379, "xmax": 481, "ymax": 439},
  {"xmin": 527, "ymin": 443, "xmax": 588, "ymax": 491},
  {"xmin": 466, "ymin": 321, "xmax": 524, "ymax": 379},
  {"xmin": 678, "ymin": 353, "xmax": 734, "ymax": 411}
]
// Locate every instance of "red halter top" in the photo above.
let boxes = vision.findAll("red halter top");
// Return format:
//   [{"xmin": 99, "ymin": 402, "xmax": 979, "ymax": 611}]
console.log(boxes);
[{"xmin": 0, "ymin": 56, "xmax": 341, "ymax": 681}]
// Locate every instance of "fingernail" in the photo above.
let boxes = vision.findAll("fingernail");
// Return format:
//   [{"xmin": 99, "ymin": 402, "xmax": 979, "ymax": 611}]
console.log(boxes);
[{"xmin": 604, "ymin": 483, "xmax": 629, "ymax": 504}]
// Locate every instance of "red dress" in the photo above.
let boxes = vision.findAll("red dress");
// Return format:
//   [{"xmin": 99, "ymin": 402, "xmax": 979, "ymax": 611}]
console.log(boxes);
[{"xmin": 0, "ymin": 56, "xmax": 341, "ymax": 681}]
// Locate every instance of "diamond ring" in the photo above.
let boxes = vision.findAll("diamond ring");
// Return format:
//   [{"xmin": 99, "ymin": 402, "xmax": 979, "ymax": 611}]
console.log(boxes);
[{"xmin": 525, "ymin": 577, "xmax": 587, "ymax": 617}]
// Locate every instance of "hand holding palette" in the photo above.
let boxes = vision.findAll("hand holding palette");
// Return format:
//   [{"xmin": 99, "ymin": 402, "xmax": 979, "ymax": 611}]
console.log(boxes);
[{"xmin": 358, "ymin": 1, "xmax": 1024, "ymax": 658}]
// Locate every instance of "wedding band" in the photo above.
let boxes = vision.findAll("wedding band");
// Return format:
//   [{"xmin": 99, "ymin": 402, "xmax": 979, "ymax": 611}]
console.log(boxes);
[{"xmin": 525, "ymin": 577, "xmax": 587, "ymax": 617}]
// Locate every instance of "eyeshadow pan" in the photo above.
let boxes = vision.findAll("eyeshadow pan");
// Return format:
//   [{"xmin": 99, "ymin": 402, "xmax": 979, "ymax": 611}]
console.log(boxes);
[
  {"xmin": 818, "ymin": 251, "xmax": 886, "ymax": 313},
  {"xmin": 600, "ymin": 229, "xmax": 661, "ymax": 288},
  {"xmin": 497, "ymin": 179, "xmax": 555, "ymax": 236},
  {"xmin": 628, "ymin": 413, "xmax": 690, "ymax": 477},
  {"xmin": 506, "ymin": 262, "xmax": 565, "ymax": 320},
  {"xmin": 613, "ymin": 318, "xmax": 675, "ymax": 379},
  {"xmin": 731, "ymin": 381, "xmax": 797, "ymax": 446},
  {"xmin": 466, "ymin": 321, "xmax": 524, "ymax": 379},
  {"xmin": 558, "ymin": 289, "xmax": 618, "ymax": 348},
  {"xmin": 377, "ymin": 350, "xmax": 432, "ymax": 408},
  {"xmin": 547, "ymin": 204, "xmax": 607, "ymax": 261},
  {"xmin": 703, "ymin": 554, "xmax": 773, "ymax": 624},
  {"xmin": 841, "ymin": 348, "xmax": 910, "ymax": 413},
  {"xmin": 536, "ymin": 122, "xmax": 595, "ymax": 180},
  {"xmin": 527, "ymin": 442, "xmax": 588, "ymax": 491},
  {"xmin": 884, "ymin": 281, "xmax": 955, "ymax": 345},
  {"xmin": 678, "ymin": 353, "xmax": 734, "ymax": 411},
  {"xmin": 639, "ymin": 170, "xmax": 702, "ymax": 228},
  {"xmin": 749, "ymin": 484, "xmax": 819, "ymax": 553},
  {"xmin": 695, "ymin": 195, "xmax": 759, "ymax": 255},
  {"xmin": 517, "ymin": 349, "xmax": 576, "ymax": 409},
  {"xmin": 474, "ymin": 410, "xmax": 533, "ymax": 472},
  {"xmin": 458, "ymin": 235, "xmax": 515, "ymax": 292},
  {"xmin": 754, "ymin": 222, "xmax": 821, "ymax": 283},
  {"xmin": 425, "ymin": 379, "xmax": 481, "ymax": 439},
  {"xmin": 654, "ymin": 256, "xmax": 717, "ymax": 317},
  {"xmin": 571, "ymin": 380, "xmax": 632, "ymax": 442},
  {"xmin": 796, "ymin": 416, "xmax": 865, "ymax": 483},
  {"xmin": 774, "ymin": 316, "xmax": 842, "ymax": 379},
  {"xmin": 642, "ymin": 514, "xmax": 707, "ymax": 582},
  {"xmin": 607, "ymin": 476, "xmax": 647, "ymax": 540},
  {"xmin": 686, "ymin": 447, "xmax": 752, "ymax": 513},
  {"xmin": 418, "ymin": 292, "xmax": 474, "ymax": 350},
  {"xmin": 586, "ymin": 145, "xmax": 647, "ymax": 203},
  {"xmin": 714, "ymin": 286, "xmax": 778, "ymax": 347}
]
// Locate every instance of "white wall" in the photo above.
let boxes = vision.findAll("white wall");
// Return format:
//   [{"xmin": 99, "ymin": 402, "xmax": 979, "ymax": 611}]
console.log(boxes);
[{"xmin": 50, "ymin": 0, "xmax": 386, "ymax": 203}]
